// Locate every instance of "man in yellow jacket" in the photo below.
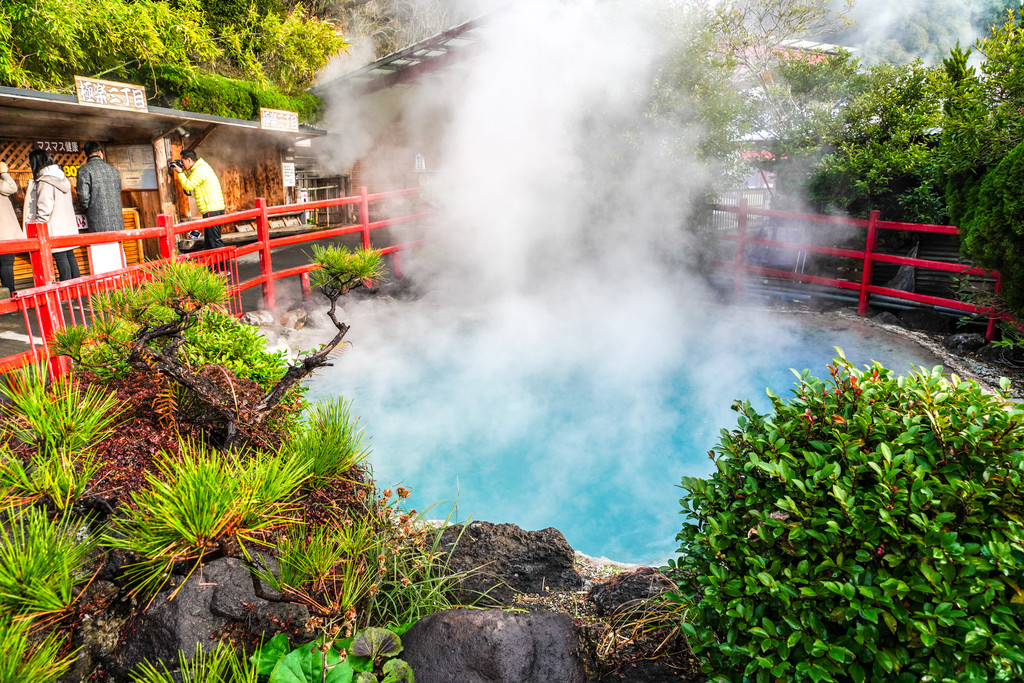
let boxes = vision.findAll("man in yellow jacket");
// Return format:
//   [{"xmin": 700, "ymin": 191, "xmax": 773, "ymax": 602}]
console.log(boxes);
[{"xmin": 171, "ymin": 149, "xmax": 226, "ymax": 249}]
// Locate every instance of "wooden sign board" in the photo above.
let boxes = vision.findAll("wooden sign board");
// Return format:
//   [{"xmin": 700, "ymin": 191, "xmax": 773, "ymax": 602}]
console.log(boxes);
[
  {"xmin": 260, "ymin": 107, "xmax": 299, "ymax": 132},
  {"xmin": 74, "ymin": 76, "xmax": 148, "ymax": 113}
]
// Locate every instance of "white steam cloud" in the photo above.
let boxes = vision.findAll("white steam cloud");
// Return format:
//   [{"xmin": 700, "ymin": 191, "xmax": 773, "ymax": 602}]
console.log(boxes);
[
  {"xmin": 305, "ymin": 0, "xmax": 944, "ymax": 563},
  {"xmin": 835, "ymin": 0, "xmax": 1014, "ymax": 65}
]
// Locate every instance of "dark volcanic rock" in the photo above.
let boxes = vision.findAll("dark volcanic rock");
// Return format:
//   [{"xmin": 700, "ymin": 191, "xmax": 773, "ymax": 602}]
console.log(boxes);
[
  {"xmin": 977, "ymin": 342, "xmax": 1024, "ymax": 366},
  {"xmin": 403, "ymin": 609, "xmax": 586, "ymax": 683},
  {"xmin": 115, "ymin": 566, "xmax": 229, "ymax": 675},
  {"xmin": 440, "ymin": 521, "xmax": 583, "ymax": 605},
  {"xmin": 116, "ymin": 557, "xmax": 310, "ymax": 675},
  {"xmin": 942, "ymin": 332, "xmax": 987, "ymax": 356},
  {"xmin": 896, "ymin": 310, "xmax": 955, "ymax": 334},
  {"xmin": 871, "ymin": 311, "xmax": 901, "ymax": 327},
  {"xmin": 587, "ymin": 567, "xmax": 675, "ymax": 617}
]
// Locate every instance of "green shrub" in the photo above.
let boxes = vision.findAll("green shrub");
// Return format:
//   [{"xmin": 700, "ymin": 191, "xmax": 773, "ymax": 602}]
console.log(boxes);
[
  {"xmin": 958, "ymin": 138, "xmax": 1024, "ymax": 314},
  {"xmin": 152, "ymin": 64, "xmax": 322, "ymax": 121},
  {"xmin": 173, "ymin": 68, "xmax": 256, "ymax": 119},
  {"xmin": 670, "ymin": 353, "xmax": 1024, "ymax": 682},
  {"xmin": 250, "ymin": 86, "xmax": 321, "ymax": 121},
  {"xmin": 183, "ymin": 310, "xmax": 290, "ymax": 391}
]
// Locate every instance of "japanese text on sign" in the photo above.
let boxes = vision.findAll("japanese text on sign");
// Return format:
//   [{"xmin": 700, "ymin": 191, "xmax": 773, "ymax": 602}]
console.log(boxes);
[
  {"xmin": 34, "ymin": 140, "xmax": 79, "ymax": 154},
  {"xmin": 260, "ymin": 107, "xmax": 299, "ymax": 132},
  {"xmin": 74, "ymin": 76, "xmax": 148, "ymax": 113}
]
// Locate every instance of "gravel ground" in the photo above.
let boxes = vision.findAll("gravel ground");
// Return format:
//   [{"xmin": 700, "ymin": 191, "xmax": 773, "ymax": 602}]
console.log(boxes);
[{"xmin": 835, "ymin": 309, "xmax": 1024, "ymax": 399}]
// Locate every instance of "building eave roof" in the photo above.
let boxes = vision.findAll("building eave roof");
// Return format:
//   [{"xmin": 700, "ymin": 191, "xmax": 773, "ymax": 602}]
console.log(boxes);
[
  {"xmin": 0, "ymin": 85, "xmax": 327, "ymax": 141},
  {"xmin": 312, "ymin": 16, "xmax": 488, "ymax": 97}
]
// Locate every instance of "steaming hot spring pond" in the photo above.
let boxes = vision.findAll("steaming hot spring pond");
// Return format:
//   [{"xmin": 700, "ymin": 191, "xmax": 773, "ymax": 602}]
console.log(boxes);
[{"xmin": 305, "ymin": 304, "xmax": 945, "ymax": 565}]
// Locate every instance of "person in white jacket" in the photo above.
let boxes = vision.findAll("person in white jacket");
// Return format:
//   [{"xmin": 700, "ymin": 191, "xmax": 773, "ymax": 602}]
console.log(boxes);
[
  {"xmin": 25, "ymin": 149, "xmax": 80, "ymax": 281},
  {"xmin": 0, "ymin": 159, "xmax": 24, "ymax": 294}
]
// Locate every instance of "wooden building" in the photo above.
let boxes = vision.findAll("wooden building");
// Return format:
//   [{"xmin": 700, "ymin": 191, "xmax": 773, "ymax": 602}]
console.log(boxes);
[{"xmin": 0, "ymin": 84, "xmax": 321, "ymax": 283}]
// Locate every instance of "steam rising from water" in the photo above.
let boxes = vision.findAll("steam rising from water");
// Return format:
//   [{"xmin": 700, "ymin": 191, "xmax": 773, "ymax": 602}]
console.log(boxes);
[{"xmin": 306, "ymin": 0, "xmax": 942, "ymax": 562}]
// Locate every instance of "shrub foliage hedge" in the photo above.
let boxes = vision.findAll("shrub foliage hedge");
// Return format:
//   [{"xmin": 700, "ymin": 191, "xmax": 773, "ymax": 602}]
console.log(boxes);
[{"xmin": 671, "ymin": 353, "xmax": 1024, "ymax": 682}]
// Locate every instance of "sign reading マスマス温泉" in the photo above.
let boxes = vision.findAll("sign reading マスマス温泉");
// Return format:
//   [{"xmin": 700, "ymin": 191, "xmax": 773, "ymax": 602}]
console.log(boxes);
[
  {"xmin": 74, "ymin": 76, "xmax": 148, "ymax": 113},
  {"xmin": 260, "ymin": 108, "xmax": 299, "ymax": 132}
]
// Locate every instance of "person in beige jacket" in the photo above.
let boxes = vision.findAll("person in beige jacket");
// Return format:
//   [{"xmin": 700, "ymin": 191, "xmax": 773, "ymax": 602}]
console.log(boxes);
[
  {"xmin": 0, "ymin": 160, "xmax": 25, "ymax": 295},
  {"xmin": 24, "ymin": 149, "xmax": 80, "ymax": 281}
]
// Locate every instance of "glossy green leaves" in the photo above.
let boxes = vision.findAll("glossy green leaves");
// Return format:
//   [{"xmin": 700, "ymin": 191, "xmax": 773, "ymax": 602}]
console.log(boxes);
[{"xmin": 671, "ymin": 354, "xmax": 1024, "ymax": 682}]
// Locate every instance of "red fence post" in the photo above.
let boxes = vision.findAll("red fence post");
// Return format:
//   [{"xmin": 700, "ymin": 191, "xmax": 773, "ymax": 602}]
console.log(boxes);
[
  {"xmin": 858, "ymin": 210, "xmax": 880, "ymax": 316},
  {"xmin": 359, "ymin": 186, "xmax": 371, "ymax": 250},
  {"xmin": 733, "ymin": 198, "xmax": 748, "ymax": 297},
  {"xmin": 986, "ymin": 275, "xmax": 1002, "ymax": 341},
  {"xmin": 26, "ymin": 220, "xmax": 55, "ymax": 287},
  {"xmin": 25, "ymin": 220, "xmax": 69, "ymax": 376},
  {"xmin": 157, "ymin": 214, "xmax": 176, "ymax": 260},
  {"xmin": 255, "ymin": 197, "xmax": 276, "ymax": 310}
]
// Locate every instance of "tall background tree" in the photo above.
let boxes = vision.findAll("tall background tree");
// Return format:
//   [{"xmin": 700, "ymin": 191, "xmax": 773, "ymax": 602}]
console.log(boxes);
[
  {"xmin": 937, "ymin": 10, "xmax": 1024, "ymax": 312},
  {"xmin": 806, "ymin": 60, "xmax": 945, "ymax": 223},
  {"xmin": 831, "ymin": 0, "xmax": 1022, "ymax": 65},
  {"xmin": 0, "ymin": 0, "xmax": 349, "ymax": 120},
  {"xmin": 709, "ymin": 0, "xmax": 858, "ymax": 208}
]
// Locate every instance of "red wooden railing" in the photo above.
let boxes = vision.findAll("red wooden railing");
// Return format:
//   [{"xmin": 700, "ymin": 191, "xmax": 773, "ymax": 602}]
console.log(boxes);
[
  {"xmin": 0, "ymin": 193, "xmax": 1006, "ymax": 377},
  {"xmin": 714, "ymin": 199, "xmax": 1001, "ymax": 339},
  {"xmin": 0, "ymin": 186, "xmax": 428, "ymax": 376}
]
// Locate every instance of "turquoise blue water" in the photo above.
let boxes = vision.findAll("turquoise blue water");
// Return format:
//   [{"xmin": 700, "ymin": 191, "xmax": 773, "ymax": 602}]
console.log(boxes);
[{"xmin": 308, "ymin": 309, "xmax": 944, "ymax": 566}]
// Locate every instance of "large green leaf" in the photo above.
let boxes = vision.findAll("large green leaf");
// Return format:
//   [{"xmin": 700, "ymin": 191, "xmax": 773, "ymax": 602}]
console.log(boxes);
[
  {"xmin": 251, "ymin": 633, "xmax": 291, "ymax": 675},
  {"xmin": 351, "ymin": 627, "xmax": 403, "ymax": 659},
  {"xmin": 381, "ymin": 658, "xmax": 415, "ymax": 683},
  {"xmin": 266, "ymin": 639, "xmax": 354, "ymax": 683}
]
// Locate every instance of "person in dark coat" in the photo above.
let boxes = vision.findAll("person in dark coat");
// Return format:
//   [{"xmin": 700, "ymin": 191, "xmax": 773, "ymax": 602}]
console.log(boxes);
[{"xmin": 76, "ymin": 141, "xmax": 124, "ymax": 232}]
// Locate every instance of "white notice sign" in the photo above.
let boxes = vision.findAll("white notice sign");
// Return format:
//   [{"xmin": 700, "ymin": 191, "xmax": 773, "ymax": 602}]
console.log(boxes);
[
  {"xmin": 89, "ymin": 243, "xmax": 126, "ymax": 275},
  {"xmin": 282, "ymin": 162, "xmax": 296, "ymax": 188}
]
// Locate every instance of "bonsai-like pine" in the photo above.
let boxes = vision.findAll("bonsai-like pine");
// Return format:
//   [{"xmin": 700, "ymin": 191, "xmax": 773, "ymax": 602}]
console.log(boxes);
[
  {"xmin": 54, "ymin": 247, "xmax": 384, "ymax": 447},
  {"xmin": 671, "ymin": 352, "xmax": 1024, "ymax": 682},
  {"xmin": 256, "ymin": 243, "xmax": 385, "ymax": 417}
]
